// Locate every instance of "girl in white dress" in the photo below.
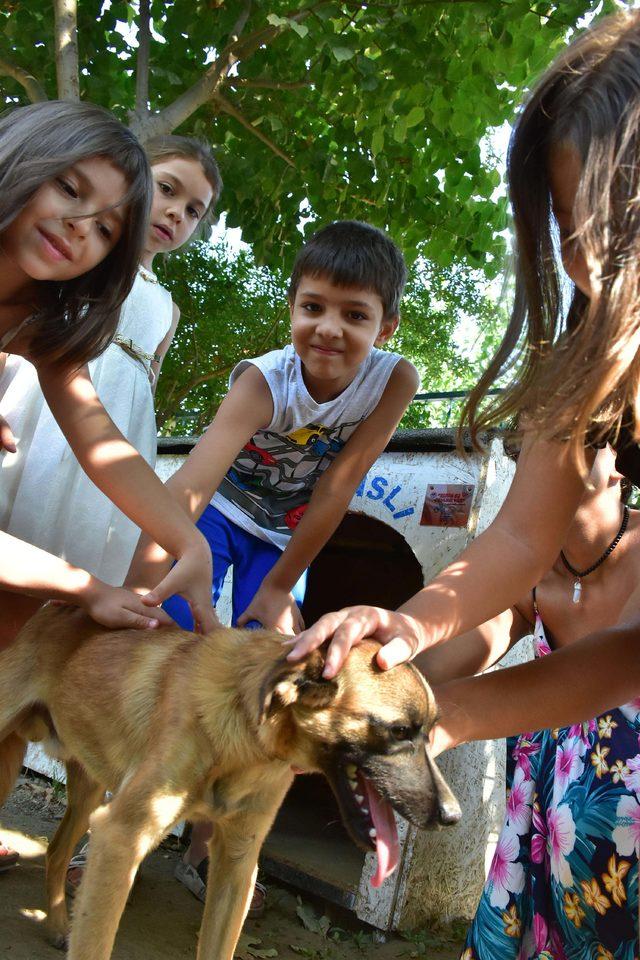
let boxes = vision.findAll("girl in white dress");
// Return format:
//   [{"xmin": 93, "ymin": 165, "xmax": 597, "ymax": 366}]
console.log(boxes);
[
  {"xmin": 0, "ymin": 104, "xmax": 218, "ymax": 874},
  {"xmin": 0, "ymin": 136, "xmax": 222, "ymax": 585}
]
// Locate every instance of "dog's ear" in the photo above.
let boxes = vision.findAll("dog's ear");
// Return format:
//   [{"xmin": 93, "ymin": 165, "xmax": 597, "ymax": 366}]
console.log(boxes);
[
  {"xmin": 258, "ymin": 650, "xmax": 339, "ymax": 724},
  {"xmin": 424, "ymin": 743, "xmax": 461, "ymax": 826}
]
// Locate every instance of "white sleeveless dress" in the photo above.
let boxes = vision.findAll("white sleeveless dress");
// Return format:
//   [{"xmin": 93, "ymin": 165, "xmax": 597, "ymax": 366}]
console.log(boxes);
[{"xmin": 0, "ymin": 266, "xmax": 174, "ymax": 585}]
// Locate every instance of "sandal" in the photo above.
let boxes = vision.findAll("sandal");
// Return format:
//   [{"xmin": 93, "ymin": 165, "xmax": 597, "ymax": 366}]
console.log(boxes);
[
  {"xmin": 65, "ymin": 841, "xmax": 89, "ymax": 898},
  {"xmin": 174, "ymin": 857, "xmax": 267, "ymax": 917},
  {"xmin": 0, "ymin": 839, "xmax": 19, "ymax": 873},
  {"xmin": 66, "ymin": 839, "xmax": 140, "ymax": 899}
]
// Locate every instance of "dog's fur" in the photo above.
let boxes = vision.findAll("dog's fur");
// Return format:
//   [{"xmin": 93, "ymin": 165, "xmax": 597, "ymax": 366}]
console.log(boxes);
[{"xmin": 0, "ymin": 604, "xmax": 460, "ymax": 960}]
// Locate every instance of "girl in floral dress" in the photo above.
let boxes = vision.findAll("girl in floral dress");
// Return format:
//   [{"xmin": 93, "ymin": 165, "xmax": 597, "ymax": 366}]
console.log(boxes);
[
  {"xmin": 417, "ymin": 446, "xmax": 640, "ymax": 959},
  {"xmin": 286, "ymin": 9, "xmax": 640, "ymax": 956}
]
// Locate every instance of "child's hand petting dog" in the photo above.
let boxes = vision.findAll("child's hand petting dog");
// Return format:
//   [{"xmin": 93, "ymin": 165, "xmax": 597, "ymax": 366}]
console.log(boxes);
[
  {"xmin": 140, "ymin": 538, "xmax": 219, "ymax": 634},
  {"xmin": 0, "ymin": 413, "xmax": 16, "ymax": 453},
  {"xmin": 237, "ymin": 582, "xmax": 305, "ymax": 635},
  {"xmin": 288, "ymin": 606, "xmax": 427, "ymax": 678},
  {"xmin": 79, "ymin": 582, "xmax": 174, "ymax": 630}
]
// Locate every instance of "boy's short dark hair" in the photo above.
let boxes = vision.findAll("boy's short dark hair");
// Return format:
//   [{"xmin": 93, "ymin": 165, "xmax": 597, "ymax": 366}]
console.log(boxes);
[{"xmin": 288, "ymin": 220, "xmax": 407, "ymax": 320}]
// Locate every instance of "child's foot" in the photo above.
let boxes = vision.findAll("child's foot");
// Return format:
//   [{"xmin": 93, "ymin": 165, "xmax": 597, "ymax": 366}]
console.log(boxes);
[
  {"xmin": 65, "ymin": 841, "xmax": 90, "ymax": 897},
  {"xmin": 174, "ymin": 857, "xmax": 267, "ymax": 917},
  {"xmin": 0, "ymin": 839, "xmax": 19, "ymax": 872}
]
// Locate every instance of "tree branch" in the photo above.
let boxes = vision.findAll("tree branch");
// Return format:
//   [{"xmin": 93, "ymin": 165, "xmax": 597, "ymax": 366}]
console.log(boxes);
[
  {"xmin": 161, "ymin": 363, "xmax": 235, "ymax": 418},
  {"xmin": 213, "ymin": 92, "xmax": 296, "ymax": 167},
  {"xmin": 133, "ymin": 0, "xmax": 325, "ymax": 138},
  {"xmin": 132, "ymin": 0, "xmax": 252, "ymax": 137},
  {"xmin": 229, "ymin": 0, "xmax": 253, "ymax": 46},
  {"xmin": 232, "ymin": 77, "xmax": 310, "ymax": 90},
  {"xmin": 53, "ymin": 0, "xmax": 80, "ymax": 100},
  {"xmin": 0, "ymin": 56, "xmax": 48, "ymax": 102},
  {"xmin": 134, "ymin": 0, "xmax": 151, "ymax": 116}
]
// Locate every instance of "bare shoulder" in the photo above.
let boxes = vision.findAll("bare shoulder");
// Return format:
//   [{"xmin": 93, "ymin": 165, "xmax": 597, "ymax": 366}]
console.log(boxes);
[
  {"xmin": 232, "ymin": 362, "xmax": 271, "ymax": 398},
  {"xmin": 624, "ymin": 505, "xmax": 640, "ymax": 565},
  {"xmin": 389, "ymin": 356, "xmax": 421, "ymax": 391},
  {"xmin": 224, "ymin": 363, "xmax": 274, "ymax": 427}
]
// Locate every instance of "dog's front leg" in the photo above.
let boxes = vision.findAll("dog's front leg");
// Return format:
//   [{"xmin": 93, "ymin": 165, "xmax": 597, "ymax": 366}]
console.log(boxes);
[
  {"xmin": 197, "ymin": 773, "xmax": 292, "ymax": 960},
  {"xmin": 67, "ymin": 779, "xmax": 188, "ymax": 960}
]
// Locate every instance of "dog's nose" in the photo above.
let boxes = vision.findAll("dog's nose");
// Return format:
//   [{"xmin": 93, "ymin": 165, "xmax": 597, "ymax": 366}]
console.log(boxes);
[{"xmin": 438, "ymin": 795, "xmax": 462, "ymax": 826}]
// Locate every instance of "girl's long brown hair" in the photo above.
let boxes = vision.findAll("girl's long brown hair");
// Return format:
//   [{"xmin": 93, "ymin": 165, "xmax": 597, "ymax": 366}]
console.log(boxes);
[
  {"xmin": 0, "ymin": 100, "xmax": 151, "ymax": 368},
  {"xmin": 460, "ymin": 11, "xmax": 640, "ymax": 474}
]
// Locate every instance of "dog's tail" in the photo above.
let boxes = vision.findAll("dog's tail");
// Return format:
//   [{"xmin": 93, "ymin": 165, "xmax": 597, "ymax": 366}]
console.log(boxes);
[{"xmin": 0, "ymin": 732, "xmax": 27, "ymax": 808}]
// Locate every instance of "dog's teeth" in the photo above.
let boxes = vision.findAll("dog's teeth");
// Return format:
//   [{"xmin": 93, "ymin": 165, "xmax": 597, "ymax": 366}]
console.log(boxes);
[
  {"xmin": 369, "ymin": 828, "xmax": 377, "ymax": 839},
  {"xmin": 361, "ymin": 807, "xmax": 369, "ymax": 815},
  {"xmin": 355, "ymin": 794, "xmax": 364, "ymax": 804},
  {"xmin": 346, "ymin": 763, "xmax": 357, "ymax": 779}
]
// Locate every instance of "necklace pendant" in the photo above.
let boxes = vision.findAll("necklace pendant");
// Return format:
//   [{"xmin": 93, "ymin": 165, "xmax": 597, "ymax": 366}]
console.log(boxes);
[{"xmin": 572, "ymin": 579, "xmax": 582, "ymax": 604}]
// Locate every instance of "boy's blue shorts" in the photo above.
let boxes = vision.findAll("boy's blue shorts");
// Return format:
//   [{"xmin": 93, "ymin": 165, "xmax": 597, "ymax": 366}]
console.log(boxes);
[{"xmin": 163, "ymin": 503, "xmax": 307, "ymax": 630}]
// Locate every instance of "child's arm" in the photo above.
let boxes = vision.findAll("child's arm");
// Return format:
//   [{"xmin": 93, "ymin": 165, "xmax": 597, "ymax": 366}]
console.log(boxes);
[
  {"xmin": 125, "ymin": 365, "xmax": 274, "ymax": 593},
  {"xmin": 237, "ymin": 359, "xmax": 420, "ymax": 634},
  {"xmin": 289, "ymin": 428, "xmax": 588, "ymax": 675},
  {"xmin": 413, "ymin": 603, "xmax": 532, "ymax": 686},
  {"xmin": 0, "ymin": 531, "xmax": 170, "ymax": 628},
  {"xmin": 36, "ymin": 362, "xmax": 215, "ymax": 631},
  {"xmin": 431, "ymin": 603, "xmax": 640, "ymax": 757},
  {"xmin": 149, "ymin": 303, "xmax": 180, "ymax": 394}
]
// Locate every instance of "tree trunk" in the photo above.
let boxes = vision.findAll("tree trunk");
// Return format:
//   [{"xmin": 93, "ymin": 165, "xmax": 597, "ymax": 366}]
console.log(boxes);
[{"xmin": 54, "ymin": 0, "xmax": 80, "ymax": 100}]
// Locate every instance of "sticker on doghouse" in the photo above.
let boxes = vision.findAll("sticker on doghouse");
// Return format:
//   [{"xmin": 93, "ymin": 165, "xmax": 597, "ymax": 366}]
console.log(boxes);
[{"xmin": 420, "ymin": 483, "xmax": 475, "ymax": 527}]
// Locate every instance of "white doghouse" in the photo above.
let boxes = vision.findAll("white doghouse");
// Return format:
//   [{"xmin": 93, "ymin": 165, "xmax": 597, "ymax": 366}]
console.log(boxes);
[{"xmin": 154, "ymin": 429, "xmax": 525, "ymax": 932}]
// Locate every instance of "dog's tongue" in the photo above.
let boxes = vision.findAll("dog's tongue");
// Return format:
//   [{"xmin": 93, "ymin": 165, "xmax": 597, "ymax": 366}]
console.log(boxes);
[{"xmin": 363, "ymin": 777, "xmax": 400, "ymax": 887}]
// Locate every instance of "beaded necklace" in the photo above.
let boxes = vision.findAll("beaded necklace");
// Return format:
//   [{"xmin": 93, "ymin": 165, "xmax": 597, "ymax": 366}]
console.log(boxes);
[{"xmin": 560, "ymin": 505, "xmax": 629, "ymax": 603}]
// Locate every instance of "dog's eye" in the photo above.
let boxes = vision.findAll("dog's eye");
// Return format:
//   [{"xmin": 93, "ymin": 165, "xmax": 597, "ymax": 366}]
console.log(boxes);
[{"xmin": 390, "ymin": 725, "xmax": 413, "ymax": 742}]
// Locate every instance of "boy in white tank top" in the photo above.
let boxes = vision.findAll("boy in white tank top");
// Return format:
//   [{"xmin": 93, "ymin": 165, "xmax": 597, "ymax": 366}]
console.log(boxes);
[
  {"xmin": 127, "ymin": 219, "xmax": 419, "ymax": 907},
  {"xmin": 131, "ymin": 219, "xmax": 419, "ymax": 637}
]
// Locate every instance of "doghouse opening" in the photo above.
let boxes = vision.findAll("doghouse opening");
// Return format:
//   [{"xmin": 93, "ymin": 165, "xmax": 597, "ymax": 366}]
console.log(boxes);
[{"xmin": 262, "ymin": 512, "xmax": 424, "ymax": 906}]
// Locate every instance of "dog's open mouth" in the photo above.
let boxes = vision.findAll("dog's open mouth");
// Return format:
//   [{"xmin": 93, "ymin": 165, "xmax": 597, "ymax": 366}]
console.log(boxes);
[{"xmin": 334, "ymin": 764, "xmax": 400, "ymax": 888}]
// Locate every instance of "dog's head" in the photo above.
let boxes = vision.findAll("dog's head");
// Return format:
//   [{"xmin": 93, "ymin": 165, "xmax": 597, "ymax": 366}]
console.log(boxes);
[{"xmin": 258, "ymin": 641, "xmax": 461, "ymax": 887}]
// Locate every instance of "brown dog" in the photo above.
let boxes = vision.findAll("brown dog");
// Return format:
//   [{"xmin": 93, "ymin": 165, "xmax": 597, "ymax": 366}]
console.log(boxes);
[{"xmin": 0, "ymin": 604, "xmax": 460, "ymax": 960}]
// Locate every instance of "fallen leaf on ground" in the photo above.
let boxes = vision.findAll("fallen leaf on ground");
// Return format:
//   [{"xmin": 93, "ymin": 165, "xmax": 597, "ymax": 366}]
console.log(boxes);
[{"xmin": 236, "ymin": 933, "xmax": 279, "ymax": 959}]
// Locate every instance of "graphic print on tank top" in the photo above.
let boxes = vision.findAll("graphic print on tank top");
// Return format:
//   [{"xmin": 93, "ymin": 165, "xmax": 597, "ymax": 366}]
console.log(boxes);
[{"xmin": 217, "ymin": 418, "xmax": 361, "ymax": 535}]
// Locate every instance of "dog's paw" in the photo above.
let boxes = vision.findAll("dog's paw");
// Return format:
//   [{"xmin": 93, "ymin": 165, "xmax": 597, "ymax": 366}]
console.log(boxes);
[{"xmin": 46, "ymin": 927, "xmax": 69, "ymax": 951}]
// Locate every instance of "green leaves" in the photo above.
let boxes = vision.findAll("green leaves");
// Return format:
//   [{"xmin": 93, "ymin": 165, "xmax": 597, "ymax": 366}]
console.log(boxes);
[
  {"xmin": 405, "ymin": 106, "xmax": 425, "ymax": 129},
  {"xmin": 330, "ymin": 45, "xmax": 355, "ymax": 63},
  {"xmin": 2, "ymin": 0, "xmax": 602, "ymax": 278}
]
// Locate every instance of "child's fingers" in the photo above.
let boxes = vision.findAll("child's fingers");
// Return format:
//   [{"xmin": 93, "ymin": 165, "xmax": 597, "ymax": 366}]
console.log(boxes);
[
  {"xmin": 121, "ymin": 590, "xmax": 172, "ymax": 628},
  {"xmin": 123, "ymin": 612, "xmax": 162, "ymax": 630},
  {"xmin": 321, "ymin": 613, "xmax": 380, "ymax": 678},
  {"xmin": 287, "ymin": 609, "xmax": 355, "ymax": 663},
  {"xmin": 0, "ymin": 416, "xmax": 16, "ymax": 453},
  {"xmin": 87, "ymin": 587, "xmax": 172, "ymax": 630},
  {"xmin": 189, "ymin": 601, "xmax": 219, "ymax": 634},
  {"xmin": 291, "ymin": 606, "xmax": 305, "ymax": 634},
  {"xmin": 376, "ymin": 635, "xmax": 417, "ymax": 671},
  {"xmin": 141, "ymin": 567, "xmax": 182, "ymax": 608},
  {"xmin": 145, "ymin": 606, "xmax": 173, "ymax": 626}
]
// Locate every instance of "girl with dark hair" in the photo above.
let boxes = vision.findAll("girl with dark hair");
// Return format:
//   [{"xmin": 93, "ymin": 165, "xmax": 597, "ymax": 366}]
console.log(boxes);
[
  {"xmin": 1, "ymin": 134, "xmax": 221, "ymax": 588},
  {"xmin": 0, "ymin": 101, "xmax": 216, "ymax": 642}
]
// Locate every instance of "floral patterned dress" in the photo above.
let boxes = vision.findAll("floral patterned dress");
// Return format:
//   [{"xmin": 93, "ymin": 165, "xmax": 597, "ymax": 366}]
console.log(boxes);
[{"xmin": 461, "ymin": 601, "xmax": 639, "ymax": 960}]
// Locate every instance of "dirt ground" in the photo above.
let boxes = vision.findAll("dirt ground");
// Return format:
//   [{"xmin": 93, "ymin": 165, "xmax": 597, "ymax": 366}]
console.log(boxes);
[{"xmin": 0, "ymin": 776, "xmax": 464, "ymax": 960}]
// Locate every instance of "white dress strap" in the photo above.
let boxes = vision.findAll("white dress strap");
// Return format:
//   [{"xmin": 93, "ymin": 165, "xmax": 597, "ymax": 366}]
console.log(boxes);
[{"xmin": 0, "ymin": 314, "xmax": 35, "ymax": 352}]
